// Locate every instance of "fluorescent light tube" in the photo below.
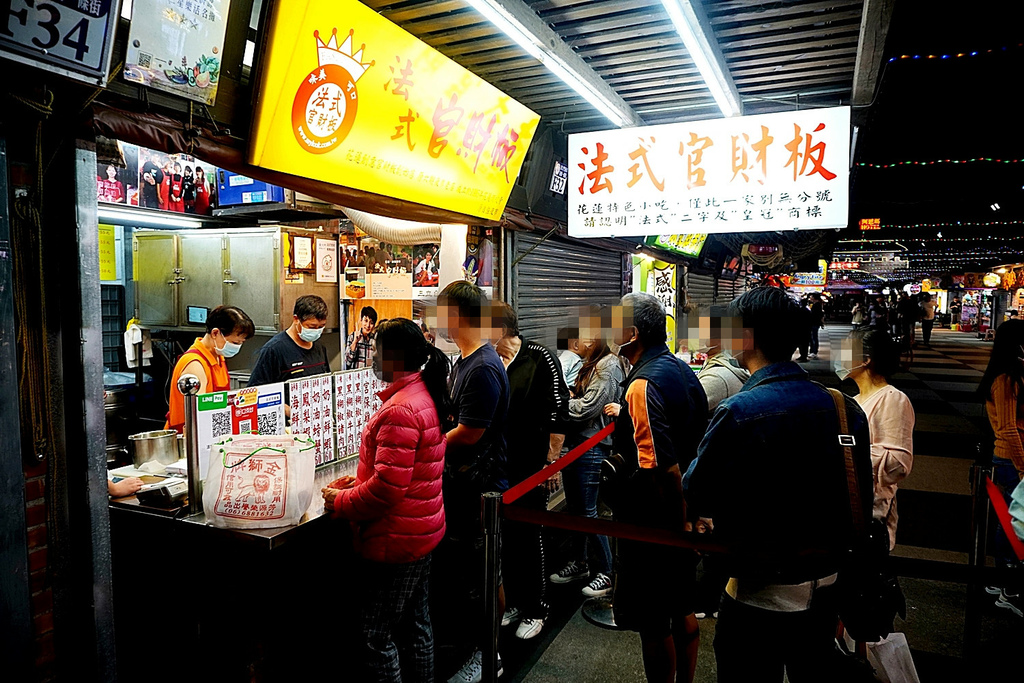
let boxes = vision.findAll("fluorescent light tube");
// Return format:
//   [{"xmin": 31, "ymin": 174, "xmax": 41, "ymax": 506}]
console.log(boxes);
[
  {"xmin": 98, "ymin": 207, "xmax": 204, "ymax": 229},
  {"xmin": 464, "ymin": 0, "xmax": 633, "ymax": 127},
  {"xmin": 661, "ymin": 0, "xmax": 741, "ymax": 118}
]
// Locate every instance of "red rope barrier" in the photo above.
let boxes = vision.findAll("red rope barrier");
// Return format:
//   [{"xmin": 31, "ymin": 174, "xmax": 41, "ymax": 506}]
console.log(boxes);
[
  {"xmin": 985, "ymin": 475, "xmax": 1024, "ymax": 562},
  {"xmin": 502, "ymin": 423, "xmax": 616, "ymax": 505}
]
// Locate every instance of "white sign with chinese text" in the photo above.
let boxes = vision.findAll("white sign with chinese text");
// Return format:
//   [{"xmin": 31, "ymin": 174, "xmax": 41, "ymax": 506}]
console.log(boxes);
[
  {"xmin": 289, "ymin": 374, "xmax": 335, "ymax": 466},
  {"xmin": 568, "ymin": 107, "xmax": 850, "ymax": 238},
  {"xmin": 334, "ymin": 369, "xmax": 385, "ymax": 459}
]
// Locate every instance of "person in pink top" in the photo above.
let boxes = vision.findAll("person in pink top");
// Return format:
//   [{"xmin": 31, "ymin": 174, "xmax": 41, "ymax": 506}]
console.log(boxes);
[
  {"xmin": 322, "ymin": 318, "xmax": 449, "ymax": 682},
  {"xmin": 839, "ymin": 329, "xmax": 915, "ymax": 551}
]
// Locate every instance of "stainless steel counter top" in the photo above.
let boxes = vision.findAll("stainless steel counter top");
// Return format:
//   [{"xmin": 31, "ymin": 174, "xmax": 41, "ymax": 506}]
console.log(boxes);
[{"xmin": 110, "ymin": 458, "xmax": 358, "ymax": 551}]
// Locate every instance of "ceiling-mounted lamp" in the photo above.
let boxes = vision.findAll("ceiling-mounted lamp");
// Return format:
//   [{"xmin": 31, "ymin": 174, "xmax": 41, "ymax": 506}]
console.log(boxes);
[
  {"xmin": 464, "ymin": 0, "xmax": 634, "ymax": 127},
  {"xmin": 660, "ymin": 0, "xmax": 742, "ymax": 118}
]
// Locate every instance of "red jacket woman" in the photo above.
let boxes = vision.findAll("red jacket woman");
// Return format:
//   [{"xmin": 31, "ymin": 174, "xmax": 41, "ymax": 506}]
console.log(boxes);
[
  {"xmin": 331, "ymin": 370, "xmax": 446, "ymax": 562},
  {"xmin": 323, "ymin": 318, "xmax": 449, "ymax": 682}
]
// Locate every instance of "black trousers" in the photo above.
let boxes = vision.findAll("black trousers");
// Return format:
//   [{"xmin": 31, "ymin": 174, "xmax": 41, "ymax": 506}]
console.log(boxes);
[
  {"xmin": 715, "ymin": 587, "xmax": 850, "ymax": 683},
  {"xmin": 921, "ymin": 319, "xmax": 934, "ymax": 344},
  {"xmin": 502, "ymin": 487, "xmax": 549, "ymax": 619}
]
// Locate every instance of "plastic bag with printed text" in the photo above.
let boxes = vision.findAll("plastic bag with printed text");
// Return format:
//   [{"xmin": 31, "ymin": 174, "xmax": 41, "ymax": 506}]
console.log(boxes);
[{"xmin": 202, "ymin": 433, "xmax": 316, "ymax": 529}]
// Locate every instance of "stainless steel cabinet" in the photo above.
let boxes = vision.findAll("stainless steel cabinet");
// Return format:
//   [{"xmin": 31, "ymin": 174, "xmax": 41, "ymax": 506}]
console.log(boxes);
[
  {"xmin": 224, "ymin": 233, "xmax": 280, "ymax": 332},
  {"xmin": 134, "ymin": 228, "xmax": 283, "ymax": 332},
  {"xmin": 133, "ymin": 233, "xmax": 178, "ymax": 327}
]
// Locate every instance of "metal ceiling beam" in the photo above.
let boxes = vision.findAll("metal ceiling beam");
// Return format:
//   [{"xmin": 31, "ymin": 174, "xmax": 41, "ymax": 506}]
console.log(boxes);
[
  {"xmin": 461, "ymin": 0, "xmax": 644, "ymax": 127},
  {"xmin": 660, "ymin": 0, "xmax": 743, "ymax": 116},
  {"xmin": 852, "ymin": 0, "xmax": 895, "ymax": 106}
]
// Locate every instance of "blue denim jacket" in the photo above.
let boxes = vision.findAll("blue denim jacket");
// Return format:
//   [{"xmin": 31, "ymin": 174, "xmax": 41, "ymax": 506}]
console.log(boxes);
[{"xmin": 683, "ymin": 361, "xmax": 873, "ymax": 583}]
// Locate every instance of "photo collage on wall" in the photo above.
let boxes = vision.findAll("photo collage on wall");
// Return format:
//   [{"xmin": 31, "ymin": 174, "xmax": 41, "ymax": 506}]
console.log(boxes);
[{"xmin": 96, "ymin": 140, "xmax": 220, "ymax": 216}]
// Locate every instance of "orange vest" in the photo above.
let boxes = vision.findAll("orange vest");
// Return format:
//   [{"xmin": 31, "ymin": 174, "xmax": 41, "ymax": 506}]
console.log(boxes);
[{"xmin": 165, "ymin": 339, "xmax": 231, "ymax": 433}]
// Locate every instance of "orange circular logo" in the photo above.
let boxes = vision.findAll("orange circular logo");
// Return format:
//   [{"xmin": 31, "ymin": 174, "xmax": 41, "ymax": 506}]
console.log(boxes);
[{"xmin": 291, "ymin": 64, "xmax": 358, "ymax": 154}]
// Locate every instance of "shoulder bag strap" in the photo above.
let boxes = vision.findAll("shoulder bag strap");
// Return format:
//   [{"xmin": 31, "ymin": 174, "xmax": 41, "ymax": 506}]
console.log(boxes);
[{"xmin": 827, "ymin": 387, "xmax": 866, "ymax": 536}]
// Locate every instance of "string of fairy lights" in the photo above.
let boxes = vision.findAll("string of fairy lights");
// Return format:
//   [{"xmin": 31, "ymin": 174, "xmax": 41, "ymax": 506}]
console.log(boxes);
[
  {"xmin": 856, "ymin": 158, "xmax": 1024, "ymax": 169},
  {"xmin": 886, "ymin": 43, "xmax": 1023, "ymax": 63}
]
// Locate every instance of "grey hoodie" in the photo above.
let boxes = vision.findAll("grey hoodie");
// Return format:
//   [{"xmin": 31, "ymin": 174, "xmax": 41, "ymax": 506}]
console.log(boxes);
[{"xmin": 697, "ymin": 351, "xmax": 750, "ymax": 411}]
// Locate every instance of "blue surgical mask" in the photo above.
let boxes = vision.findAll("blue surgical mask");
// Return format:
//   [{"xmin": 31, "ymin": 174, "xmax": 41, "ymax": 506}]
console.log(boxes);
[
  {"xmin": 299, "ymin": 325, "xmax": 324, "ymax": 343},
  {"xmin": 217, "ymin": 340, "xmax": 242, "ymax": 358}
]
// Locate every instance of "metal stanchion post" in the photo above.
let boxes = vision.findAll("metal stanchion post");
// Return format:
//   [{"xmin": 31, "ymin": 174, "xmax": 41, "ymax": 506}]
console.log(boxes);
[
  {"xmin": 482, "ymin": 492, "xmax": 502, "ymax": 683},
  {"xmin": 964, "ymin": 458, "xmax": 992, "ymax": 660},
  {"xmin": 179, "ymin": 374, "xmax": 203, "ymax": 516}
]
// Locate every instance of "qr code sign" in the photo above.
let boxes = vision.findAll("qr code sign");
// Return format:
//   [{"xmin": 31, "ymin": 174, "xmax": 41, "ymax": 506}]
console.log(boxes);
[
  {"xmin": 138, "ymin": 52, "xmax": 153, "ymax": 68},
  {"xmin": 257, "ymin": 411, "xmax": 280, "ymax": 435},
  {"xmin": 211, "ymin": 411, "xmax": 231, "ymax": 439}
]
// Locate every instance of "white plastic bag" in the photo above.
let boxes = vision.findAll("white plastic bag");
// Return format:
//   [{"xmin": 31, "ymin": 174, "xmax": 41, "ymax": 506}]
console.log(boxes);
[
  {"xmin": 202, "ymin": 434, "xmax": 316, "ymax": 529},
  {"xmin": 863, "ymin": 633, "xmax": 920, "ymax": 683}
]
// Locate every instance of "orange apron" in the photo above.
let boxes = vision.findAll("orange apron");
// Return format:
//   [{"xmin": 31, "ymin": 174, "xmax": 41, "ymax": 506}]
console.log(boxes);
[{"xmin": 165, "ymin": 339, "xmax": 230, "ymax": 433}]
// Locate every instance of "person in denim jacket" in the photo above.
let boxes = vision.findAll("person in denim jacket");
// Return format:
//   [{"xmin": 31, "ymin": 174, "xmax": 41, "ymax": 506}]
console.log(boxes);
[{"xmin": 685, "ymin": 287, "xmax": 872, "ymax": 683}]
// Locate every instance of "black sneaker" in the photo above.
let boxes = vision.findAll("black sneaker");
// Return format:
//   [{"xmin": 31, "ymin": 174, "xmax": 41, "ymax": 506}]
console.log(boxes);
[{"xmin": 550, "ymin": 560, "xmax": 589, "ymax": 584}]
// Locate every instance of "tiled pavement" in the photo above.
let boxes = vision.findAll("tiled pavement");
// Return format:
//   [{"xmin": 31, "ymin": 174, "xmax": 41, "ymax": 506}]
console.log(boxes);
[{"xmin": 514, "ymin": 325, "xmax": 1019, "ymax": 682}]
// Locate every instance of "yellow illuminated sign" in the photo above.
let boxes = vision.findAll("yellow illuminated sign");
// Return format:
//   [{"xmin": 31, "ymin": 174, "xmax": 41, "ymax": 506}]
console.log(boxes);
[{"xmin": 250, "ymin": 0, "xmax": 541, "ymax": 221}]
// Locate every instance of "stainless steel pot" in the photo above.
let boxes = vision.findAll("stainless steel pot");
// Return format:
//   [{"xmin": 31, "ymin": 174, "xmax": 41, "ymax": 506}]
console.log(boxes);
[{"xmin": 129, "ymin": 430, "xmax": 180, "ymax": 469}]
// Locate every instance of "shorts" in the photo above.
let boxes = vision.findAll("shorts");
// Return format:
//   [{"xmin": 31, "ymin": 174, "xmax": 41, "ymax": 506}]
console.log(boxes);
[{"xmin": 613, "ymin": 539, "xmax": 698, "ymax": 636}]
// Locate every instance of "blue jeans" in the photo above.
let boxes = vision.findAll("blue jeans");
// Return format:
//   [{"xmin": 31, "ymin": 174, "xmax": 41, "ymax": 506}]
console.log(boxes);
[
  {"xmin": 563, "ymin": 443, "xmax": 613, "ymax": 576},
  {"xmin": 992, "ymin": 456, "xmax": 1022, "ymax": 568},
  {"xmin": 809, "ymin": 326, "xmax": 820, "ymax": 355}
]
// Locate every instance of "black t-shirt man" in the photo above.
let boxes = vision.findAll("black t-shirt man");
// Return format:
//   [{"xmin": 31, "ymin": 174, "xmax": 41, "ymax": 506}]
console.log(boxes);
[
  {"xmin": 248, "ymin": 330, "xmax": 331, "ymax": 387},
  {"xmin": 141, "ymin": 161, "xmax": 164, "ymax": 209},
  {"xmin": 447, "ymin": 342, "xmax": 510, "ymax": 492}
]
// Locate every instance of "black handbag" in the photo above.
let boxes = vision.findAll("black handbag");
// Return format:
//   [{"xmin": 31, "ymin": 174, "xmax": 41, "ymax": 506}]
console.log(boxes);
[{"xmin": 826, "ymin": 388, "xmax": 907, "ymax": 643}]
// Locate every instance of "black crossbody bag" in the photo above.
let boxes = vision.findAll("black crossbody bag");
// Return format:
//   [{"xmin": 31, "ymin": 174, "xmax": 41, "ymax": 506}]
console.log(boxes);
[{"xmin": 826, "ymin": 387, "xmax": 907, "ymax": 643}]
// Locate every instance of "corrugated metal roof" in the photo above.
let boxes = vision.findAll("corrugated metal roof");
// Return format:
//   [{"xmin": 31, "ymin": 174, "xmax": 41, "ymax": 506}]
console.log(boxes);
[{"xmin": 362, "ymin": 0, "xmax": 864, "ymax": 130}]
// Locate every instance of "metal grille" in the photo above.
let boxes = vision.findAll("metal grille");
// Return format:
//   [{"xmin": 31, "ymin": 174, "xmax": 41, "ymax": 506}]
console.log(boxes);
[
  {"xmin": 509, "ymin": 231, "xmax": 624, "ymax": 350},
  {"xmin": 685, "ymin": 271, "xmax": 715, "ymax": 313},
  {"xmin": 101, "ymin": 285, "xmax": 125, "ymax": 371}
]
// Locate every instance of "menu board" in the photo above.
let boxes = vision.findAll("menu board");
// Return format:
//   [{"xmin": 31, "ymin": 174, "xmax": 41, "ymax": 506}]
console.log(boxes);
[
  {"xmin": 288, "ymin": 375, "xmax": 335, "ymax": 466},
  {"xmin": 335, "ymin": 368, "xmax": 385, "ymax": 458},
  {"xmin": 195, "ymin": 382, "xmax": 287, "ymax": 478}
]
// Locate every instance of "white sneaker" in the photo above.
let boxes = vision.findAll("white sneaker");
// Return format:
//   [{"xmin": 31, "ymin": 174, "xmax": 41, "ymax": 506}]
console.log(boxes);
[
  {"xmin": 582, "ymin": 573, "xmax": 612, "ymax": 598},
  {"xmin": 516, "ymin": 617, "xmax": 544, "ymax": 640},
  {"xmin": 501, "ymin": 606, "xmax": 520, "ymax": 627},
  {"xmin": 447, "ymin": 651, "xmax": 504, "ymax": 683}
]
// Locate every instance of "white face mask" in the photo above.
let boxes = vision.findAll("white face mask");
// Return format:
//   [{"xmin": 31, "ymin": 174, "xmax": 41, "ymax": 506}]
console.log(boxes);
[
  {"xmin": 217, "ymin": 340, "xmax": 242, "ymax": 358},
  {"xmin": 834, "ymin": 360, "xmax": 867, "ymax": 381},
  {"xmin": 299, "ymin": 325, "xmax": 324, "ymax": 343}
]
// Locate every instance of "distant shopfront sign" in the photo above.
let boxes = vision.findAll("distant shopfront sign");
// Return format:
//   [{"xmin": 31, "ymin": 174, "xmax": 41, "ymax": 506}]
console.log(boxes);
[
  {"xmin": 250, "ymin": 0, "xmax": 540, "ymax": 221},
  {"xmin": 568, "ymin": 106, "xmax": 850, "ymax": 238},
  {"xmin": 859, "ymin": 218, "xmax": 880, "ymax": 230},
  {"xmin": 0, "ymin": 0, "xmax": 120, "ymax": 85}
]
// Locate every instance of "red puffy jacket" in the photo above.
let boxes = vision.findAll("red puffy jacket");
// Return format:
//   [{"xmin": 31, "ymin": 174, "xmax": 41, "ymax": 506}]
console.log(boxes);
[{"xmin": 333, "ymin": 372, "xmax": 445, "ymax": 563}]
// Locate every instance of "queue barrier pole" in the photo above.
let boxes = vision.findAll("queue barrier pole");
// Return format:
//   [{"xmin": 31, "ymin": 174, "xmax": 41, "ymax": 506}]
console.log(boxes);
[{"xmin": 482, "ymin": 492, "xmax": 502, "ymax": 683}]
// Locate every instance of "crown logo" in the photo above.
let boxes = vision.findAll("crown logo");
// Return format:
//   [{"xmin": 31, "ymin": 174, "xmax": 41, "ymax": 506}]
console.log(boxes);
[{"xmin": 314, "ymin": 28, "xmax": 374, "ymax": 82}]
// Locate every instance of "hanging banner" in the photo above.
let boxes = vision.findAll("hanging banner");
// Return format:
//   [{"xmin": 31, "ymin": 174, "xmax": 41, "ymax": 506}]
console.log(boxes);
[
  {"xmin": 249, "ymin": 0, "xmax": 540, "ymax": 221},
  {"xmin": 123, "ymin": 0, "xmax": 232, "ymax": 105},
  {"xmin": 569, "ymin": 106, "xmax": 850, "ymax": 238},
  {"xmin": 0, "ymin": 0, "xmax": 120, "ymax": 86}
]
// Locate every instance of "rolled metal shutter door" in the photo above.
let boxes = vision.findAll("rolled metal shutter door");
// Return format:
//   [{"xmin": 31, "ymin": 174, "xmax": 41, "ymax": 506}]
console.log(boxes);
[
  {"xmin": 510, "ymin": 232, "xmax": 625, "ymax": 350},
  {"xmin": 685, "ymin": 271, "xmax": 715, "ymax": 314}
]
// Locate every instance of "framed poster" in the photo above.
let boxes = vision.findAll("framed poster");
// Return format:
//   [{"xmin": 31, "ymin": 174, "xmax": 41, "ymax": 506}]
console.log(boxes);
[
  {"xmin": 123, "ymin": 0, "xmax": 232, "ymax": 105},
  {"xmin": 316, "ymin": 237, "xmax": 338, "ymax": 283}
]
